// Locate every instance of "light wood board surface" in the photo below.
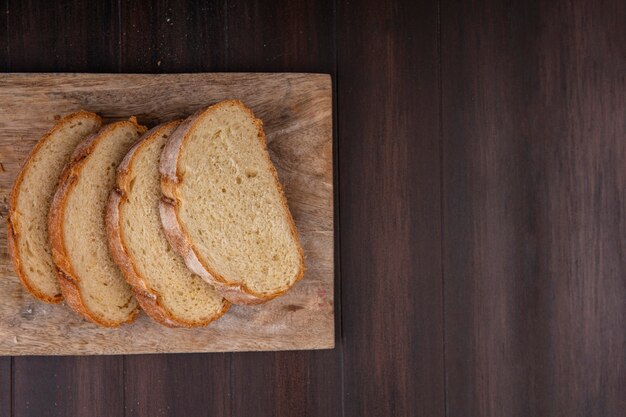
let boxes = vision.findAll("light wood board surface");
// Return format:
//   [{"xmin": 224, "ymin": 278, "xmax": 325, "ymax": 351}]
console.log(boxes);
[{"xmin": 0, "ymin": 73, "xmax": 334, "ymax": 355}]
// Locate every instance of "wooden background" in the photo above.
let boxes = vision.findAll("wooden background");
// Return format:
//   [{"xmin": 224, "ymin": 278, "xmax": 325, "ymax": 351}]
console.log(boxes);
[{"xmin": 0, "ymin": 0, "xmax": 624, "ymax": 416}]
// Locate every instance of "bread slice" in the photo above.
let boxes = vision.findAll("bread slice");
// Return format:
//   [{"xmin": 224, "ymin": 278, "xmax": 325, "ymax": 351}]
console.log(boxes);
[
  {"xmin": 106, "ymin": 121, "xmax": 230, "ymax": 327},
  {"xmin": 8, "ymin": 111, "xmax": 102, "ymax": 303},
  {"xmin": 160, "ymin": 100, "xmax": 305, "ymax": 304},
  {"xmin": 49, "ymin": 118, "xmax": 146, "ymax": 327}
]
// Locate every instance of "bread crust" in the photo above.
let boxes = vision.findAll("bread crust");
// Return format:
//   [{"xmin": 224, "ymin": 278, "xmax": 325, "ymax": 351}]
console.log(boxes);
[
  {"xmin": 8, "ymin": 111, "xmax": 102, "ymax": 304},
  {"xmin": 48, "ymin": 118, "xmax": 145, "ymax": 327},
  {"xmin": 106, "ymin": 121, "xmax": 230, "ymax": 327},
  {"xmin": 159, "ymin": 100, "xmax": 305, "ymax": 305}
]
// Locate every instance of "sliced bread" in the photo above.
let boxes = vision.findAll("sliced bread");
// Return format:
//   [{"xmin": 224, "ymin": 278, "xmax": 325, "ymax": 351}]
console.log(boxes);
[
  {"xmin": 106, "ymin": 121, "xmax": 230, "ymax": 327},
  {"xmin": 8, "ymin": 111, "xmax": 102, "ymax": 303},
  {"xmin": 160, "ymin": 100, "xmax": 305, "ymax": 304},
  {"xmin": 49, "ymin": 118, "xmax": 146, "ymax": 327}
]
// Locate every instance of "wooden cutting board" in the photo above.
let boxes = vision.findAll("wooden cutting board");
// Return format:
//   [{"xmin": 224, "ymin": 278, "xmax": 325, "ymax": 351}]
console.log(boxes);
[{"xmin": 0, "ymin": 73, "xmax": 334, "ymax": 355}]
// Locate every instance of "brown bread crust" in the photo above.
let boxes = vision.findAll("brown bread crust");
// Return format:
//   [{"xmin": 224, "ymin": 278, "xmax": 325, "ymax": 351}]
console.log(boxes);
[
  {"xmin": 48, "ymin": 118, "xmax": 145, "ymax": 327},
  {"xmin": 105, "ymin": 122, "xmax": 230, "ymax": 327},
  {"xmin": 8, "ymin": 111, "xmax": 102, "ymax": 303},
  {"xmin": 159, "ymin": 100, "xmax": 305, "ymax": 305}
]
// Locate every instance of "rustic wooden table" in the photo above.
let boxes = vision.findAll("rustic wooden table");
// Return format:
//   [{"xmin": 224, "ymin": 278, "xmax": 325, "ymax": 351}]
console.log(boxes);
[{"xmin": 0, "ymin": 0, "xmax": 624, "ymax": 416}]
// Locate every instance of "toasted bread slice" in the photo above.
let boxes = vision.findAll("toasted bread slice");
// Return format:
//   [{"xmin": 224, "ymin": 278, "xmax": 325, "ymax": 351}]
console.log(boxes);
[
  {"xmin": 8, "ymin": 111, "xmax": 102, "ymax": 303},
  {"xmin": 106, "ymin": 121, "xmax": 230, "ymax": 327},
  {"xmin": 160, "ymin": 100, "xmax": 305, "ymax": 304},
  {"xmin": 49, "ymin": 118, "xmax": 146, "ymax": 327}
]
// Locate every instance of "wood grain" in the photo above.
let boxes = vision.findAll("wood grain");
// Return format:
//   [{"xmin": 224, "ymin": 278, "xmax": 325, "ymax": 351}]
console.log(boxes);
[
  {"xmin": 338, "ymin": 0, "xmax": 445, "ymax": 416},
  {"xmin": 6, "ymin": 0, "xmax": 119, "ymax": 72},
  {"xmin": 226, "ymin": 0, "xmax": 334, "ymax": 73},
  {"xmin": 441, "ymin": 0, "xmax": 626, "ymax": 416},
  {"xmin": 13, "ymin": 356, "xmax": 123, "ymax": 417},
  {"xmin": 0, "ymin": 0, "xmax": 7, "ymax": 72},
  {"xmin": 0, "ymin": 72, "xmax": 334, "ymax": 355},
  {"xmin": 124, "ymin": 354, "xmax": 231, "ymax": 417},
  {"xmin": 0, "ymin": 5, "xmax": 9, "ymax": 414},
  {"xmin": 0, "ymin": 357, "xmax": 8, "ymax": 417},
  {"xmin": 119, "ymin": 0, "xmax": 227, "ymax": 72}
]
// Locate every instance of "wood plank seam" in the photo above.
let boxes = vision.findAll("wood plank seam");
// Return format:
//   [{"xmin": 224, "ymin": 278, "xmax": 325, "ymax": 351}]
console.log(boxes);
[
  {"xmin": 4, "ymin": 0, "xmax": 9, "ymax": 70},
  {"xmin": 436, "ymin": 1, "xmax": 449, "ymax": 417},
  {"xmin": 10, "ymin": 357, "xmax": 13, "ymax": 417},
  {"xmin": 116, "ymin": 0, "xmax": 122, "ymax": 73},
  {"xmin": 331, "ymin": 0, "xmax": 347, "ymax": 415}
]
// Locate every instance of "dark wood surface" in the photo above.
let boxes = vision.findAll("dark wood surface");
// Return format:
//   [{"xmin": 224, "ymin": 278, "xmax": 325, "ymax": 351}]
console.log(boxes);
[
  {"xmin": 338, "ymin": 0, "xmax": 445, "ymax": 415},
  {"xmin": 0, "ymin": 0, "xmax": 624, "ymax": 416},
  {"xmin": 441, "ymin": 1, "xmax": 626, "ymax": 416}
]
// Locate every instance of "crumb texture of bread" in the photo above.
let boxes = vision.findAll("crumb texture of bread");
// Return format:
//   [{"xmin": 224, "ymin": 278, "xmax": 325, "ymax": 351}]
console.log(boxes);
[
  {"xmin": 163, "ymin": 100, "xmax": 304, "ymax": 301},
  {"xmin": 9, "ymin": 111, "xmax": 102, "ymax": 303},
  {"xmin": 111, "ymin": 122, "xmax": 229, "ymax": 326},
  {"xmin": 56, "ymin": 120, "xmax": 145, "ymax": 325}
]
